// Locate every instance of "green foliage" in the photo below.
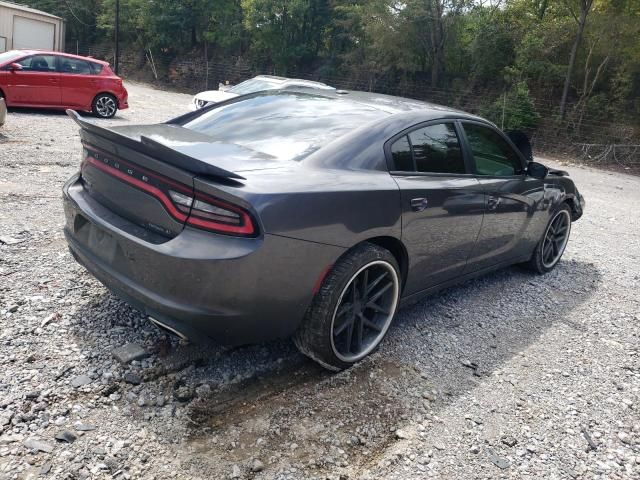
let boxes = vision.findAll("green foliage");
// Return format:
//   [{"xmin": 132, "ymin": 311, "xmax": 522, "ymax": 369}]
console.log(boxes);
[
  {"xmin": 241, "ymin": 0, "xmax": 330, "ymax": 71},
  {"xmin": 480, "ymin": 83, "xmax": 541, "ymax": 130},
  {"xmin": 19, "ymin": 0, "xmax": 640, "ymax": 122}
]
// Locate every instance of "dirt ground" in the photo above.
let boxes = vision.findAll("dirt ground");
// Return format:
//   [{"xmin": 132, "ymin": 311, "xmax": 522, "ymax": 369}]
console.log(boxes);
[{"xmin": 0, "ymin": 82, "xmax": 638, "ymax": 480}]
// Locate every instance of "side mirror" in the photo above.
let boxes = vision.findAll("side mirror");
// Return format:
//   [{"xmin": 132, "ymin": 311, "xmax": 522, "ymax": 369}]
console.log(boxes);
[
  {"xmin": 527, "ymin": 161, "xmax": 549, "ymax": 180},
  {"xmin": 8, "ymin": 63, "xmax": 22, "ymax": 71}
]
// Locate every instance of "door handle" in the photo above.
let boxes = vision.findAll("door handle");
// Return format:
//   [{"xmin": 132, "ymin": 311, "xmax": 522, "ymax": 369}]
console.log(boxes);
[
  {"xmin": 487, "ymin": 195, "xmax": 501, "ymax": 211},
  {"xmin": 410, "ymin": 197, "xmax": 428, "ymax": 212}
]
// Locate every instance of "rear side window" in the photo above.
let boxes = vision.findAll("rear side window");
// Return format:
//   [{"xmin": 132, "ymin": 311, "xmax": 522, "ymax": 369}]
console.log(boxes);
[
  {"xmin": 390, "ymin": 123, "xmax": 466, "ymax": 174},
  {"xmin": 462, "ymin": 123, "xmax": 523, "ymax": 176},
  {"xmin": 390, "ymin": 136, "xmax": 413, "ymax": 171},
  {"xmin": 90, "ymin": 62, "xmax": 104, "ymax": 74},
  {"xmin": 58, "ymin": 57, "xmax": 92, "ymax": 75}
]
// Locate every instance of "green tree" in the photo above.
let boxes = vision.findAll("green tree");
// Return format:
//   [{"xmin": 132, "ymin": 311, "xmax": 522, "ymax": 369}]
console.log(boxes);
[
  {"xmin": 481, "ymin": 82, "xmax": 541, "ymax": 130},
  {"xmin": 242, "ymin": 0, "xmax": 331, "ymax": 71}
]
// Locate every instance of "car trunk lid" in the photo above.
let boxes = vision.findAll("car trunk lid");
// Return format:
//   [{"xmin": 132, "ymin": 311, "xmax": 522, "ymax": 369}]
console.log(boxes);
[{"xmin": 69, "ymin": 111, "xmax": 263, "ymax": 239}]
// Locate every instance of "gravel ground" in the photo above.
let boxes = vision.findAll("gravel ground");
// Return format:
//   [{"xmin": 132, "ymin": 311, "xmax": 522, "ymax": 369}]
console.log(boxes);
[{"xmin": 0, "ymin": 82, "xmax": 638, "ymax": 480}]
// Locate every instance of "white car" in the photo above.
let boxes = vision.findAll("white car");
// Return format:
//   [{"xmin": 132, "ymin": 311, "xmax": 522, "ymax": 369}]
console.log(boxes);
[{"xmin": 190, "ymin": 75, "xmax": 335, "ymax": 110}]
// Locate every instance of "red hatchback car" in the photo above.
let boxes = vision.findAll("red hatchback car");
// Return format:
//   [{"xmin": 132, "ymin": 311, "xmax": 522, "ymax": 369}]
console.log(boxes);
[{"xmin": 0, "ymin": 50, "xmax": 128, "ymax": 119}]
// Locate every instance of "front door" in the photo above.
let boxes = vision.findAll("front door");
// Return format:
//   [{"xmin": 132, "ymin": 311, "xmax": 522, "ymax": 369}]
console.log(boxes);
[
  {"xmin": 460, "ymin": 121, "xmax": 544, "ymax": 272},
  {"xmin": 5, "ymin": 54, "xmax": 60, "ymax": 106},
  {"xmin": 389, "ymin": 121, "xmax": 485, "ymax": 295}
]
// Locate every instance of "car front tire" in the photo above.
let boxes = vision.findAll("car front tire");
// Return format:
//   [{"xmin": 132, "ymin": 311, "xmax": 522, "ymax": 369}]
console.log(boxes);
[
  {"xmin": 294, "ymin": 243, "xmax": 401, "ymax": 371},
  {"xmin": 92, "ymin": 93, "xmax": 118, "ymax": 119},
  {"xmin": 526, "ymin": 203, "xmax": 572, "ymax": 274}
]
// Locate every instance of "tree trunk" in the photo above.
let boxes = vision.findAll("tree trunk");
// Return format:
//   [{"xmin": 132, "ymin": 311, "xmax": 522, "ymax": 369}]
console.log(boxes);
[
  {"xmin": 204, "ymin": 41, "xmax": 208, "ymax": 90},
  {"xmin": 559, "ymin": 1, "xmax": 592, "ymax": 118},
  {"xmin": 428, "ymin": 0, "xmax": 445, "ymax": 88}
]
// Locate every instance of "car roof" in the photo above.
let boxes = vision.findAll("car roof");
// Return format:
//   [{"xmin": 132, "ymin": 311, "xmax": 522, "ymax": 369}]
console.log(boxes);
[
  {"xmin": 9, "ymin": 50, "xmax": 109, "ymax": 65},
  {"xmin": 175, "ymin": 90, "xmax": 494, "ymax": 167},
  {"xmin": 288, "ymin": 88, "xmax": 487, "ymax": 122}
]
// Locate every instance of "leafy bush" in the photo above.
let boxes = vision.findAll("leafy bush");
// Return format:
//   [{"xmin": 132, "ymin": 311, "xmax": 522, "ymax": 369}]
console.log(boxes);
[{"xmin": 480, "ymin": 83, "xmax": 540, "ymax": 131}]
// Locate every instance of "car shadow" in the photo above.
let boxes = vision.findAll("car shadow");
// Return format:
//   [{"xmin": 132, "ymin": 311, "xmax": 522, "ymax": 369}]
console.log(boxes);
[
  {"xmin": 6, "ymin": 106, "xmax": 126, "ymax": 121},
  {"xmin": 66, "ymin": 258, "xmax": 601, "ymax": 477}
]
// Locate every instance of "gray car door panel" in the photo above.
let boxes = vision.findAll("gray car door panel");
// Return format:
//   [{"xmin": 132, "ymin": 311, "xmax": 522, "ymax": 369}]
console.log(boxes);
[
  {"xmin": 394, "ymin": 175, "xmax": 485, "ymax": 294},
  {"xmin": 386, "ymin": 120, "xmax": 485, "ymax": 294},
  {"xmin": 458, "ymin": 121, "xmax": 545, "ymax": 272},
  {"xmin": 464, "ymin": 176, "xmax": 544, "ymax": 273}
]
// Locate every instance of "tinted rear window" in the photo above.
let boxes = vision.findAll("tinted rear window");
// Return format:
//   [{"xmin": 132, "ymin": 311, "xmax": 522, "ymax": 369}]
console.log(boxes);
[
  {"xmin": 409, "ymin": 123, "xmax": 465, "ymax": 174},
  {"xmin": 391, "ymin": 135, "xmax": 413, "ymax": 171},
  {"xmin": 59, "ymin": 57, "xmax": 92, "ymax": 74},
  {"xmin": 181, "ymin": 93, "xmax": 388, "ymax": 161}
]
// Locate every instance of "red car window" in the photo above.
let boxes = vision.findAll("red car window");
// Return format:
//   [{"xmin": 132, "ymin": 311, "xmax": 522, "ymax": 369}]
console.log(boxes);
[
  {"xmin": 17, "ymin": 55, "xmax": 57, "ymax": 72},
  {"xmin": 90, "ymin": 62, "xmax": 104, "ymax": 75},
  {"xmin": 59, "ymin": 57, "xmax": 92, "ymax": 75}
]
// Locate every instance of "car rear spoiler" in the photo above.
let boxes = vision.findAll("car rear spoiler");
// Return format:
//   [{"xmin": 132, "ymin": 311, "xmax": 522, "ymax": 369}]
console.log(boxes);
[{"xmin": 66, "ymin": 110, "xmax": 245, "ymax": 180}]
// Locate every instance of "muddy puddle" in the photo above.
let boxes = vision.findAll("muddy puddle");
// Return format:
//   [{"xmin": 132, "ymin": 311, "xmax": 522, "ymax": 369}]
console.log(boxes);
[{"xmin": 182, "ymin": 357, "xmax": 415, "ymax": 476}]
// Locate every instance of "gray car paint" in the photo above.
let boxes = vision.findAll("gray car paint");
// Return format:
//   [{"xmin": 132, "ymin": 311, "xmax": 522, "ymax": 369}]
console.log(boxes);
[{"xmin": 62, "ymin": 89, "xmax": 584, "ymax": 344}]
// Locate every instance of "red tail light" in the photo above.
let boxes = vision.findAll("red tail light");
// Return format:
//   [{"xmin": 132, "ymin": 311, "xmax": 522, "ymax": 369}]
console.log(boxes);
[
  {"xmin": 84, "ymin": 146, "xmax": 257, "ymax": 237},
  {"xmin": 168, "ymin": 190, "xmax": 255, "ymax": 235}
]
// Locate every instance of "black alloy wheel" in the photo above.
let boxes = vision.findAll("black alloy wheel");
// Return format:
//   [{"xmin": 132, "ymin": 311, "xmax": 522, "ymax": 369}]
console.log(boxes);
[
  {"xmin": 331, "ymin": 260, "xmax": 399, "ymax": 362},
  {"xmin": 526, "ymin": 203, "xmax": 572, "ymax": 274},
  {"xmin": 541, "ymin": 209, "xmax": 571, "ymax": 269},
  {"xmin": 294, "ymin": 243, "xmax": 401, "ymax": 371}
]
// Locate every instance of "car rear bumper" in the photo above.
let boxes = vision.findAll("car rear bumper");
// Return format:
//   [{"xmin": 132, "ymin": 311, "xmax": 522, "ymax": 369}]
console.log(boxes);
[
  {"xmin": 118, "ymin": 93, "xmax": 129, "ymax": 110},
  {"xmin": 116, "ymin": 85, "xmax": 129, "ymax": 110},
  {"xmin": 63, "ymin": 174, "xmax": 344, "ymax": 345}
]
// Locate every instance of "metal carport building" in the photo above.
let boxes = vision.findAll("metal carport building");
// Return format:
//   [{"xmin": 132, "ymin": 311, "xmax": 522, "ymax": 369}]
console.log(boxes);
[{"xmin": 0, "ymin": 1, "xmax": 65, "ymax": 53}]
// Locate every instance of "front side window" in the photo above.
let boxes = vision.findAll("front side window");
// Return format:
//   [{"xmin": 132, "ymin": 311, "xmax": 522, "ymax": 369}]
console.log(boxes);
[
  {"xmin": 17, "ymin": 55, "xmax": 57, "ymax": 72},
  {"xmin": 463, "ymin": 123, "xmax": 523, "ymax": 176},
  {"xmin": 390, "ymin": 123, "xmax": 466, "ymax": 174},
  {"xmin": 59, "ymin": 57, "xmax": 92, "ymax": 75}
]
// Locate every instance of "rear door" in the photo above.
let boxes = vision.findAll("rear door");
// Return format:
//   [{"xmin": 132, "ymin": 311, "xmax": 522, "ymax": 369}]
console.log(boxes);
[
  {"xmin": 460, "ymin": 121, "xmax": 542, "ymax": 272},
  {"xmin": 4, "ymin": 54, "xmax": 60, "ymax": 106},
  {"xmin": 58, "ymin": 56, "xmax": 98, "ymax": 108},
  {"xmin": 388, "ymin": 121, "xmax": 485, "ymax": 295}
]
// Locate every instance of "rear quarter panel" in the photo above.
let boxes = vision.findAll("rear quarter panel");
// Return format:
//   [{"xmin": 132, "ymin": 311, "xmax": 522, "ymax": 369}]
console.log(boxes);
[{"xmin": 197, "ymin": 165, "xmax": 402, "ymax": 248}]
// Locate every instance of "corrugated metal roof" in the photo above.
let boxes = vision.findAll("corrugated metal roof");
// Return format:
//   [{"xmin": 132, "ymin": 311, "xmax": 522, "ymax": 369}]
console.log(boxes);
[{"xmin": 0, "ymin": 1, "xmax": 63, "ymax": 20}]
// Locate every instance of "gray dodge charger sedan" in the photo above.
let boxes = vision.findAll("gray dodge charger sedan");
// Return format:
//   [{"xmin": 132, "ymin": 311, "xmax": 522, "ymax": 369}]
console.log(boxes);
[{"xmin": 63, "ymin": 90, "xmax": 584, "ymax": 370}]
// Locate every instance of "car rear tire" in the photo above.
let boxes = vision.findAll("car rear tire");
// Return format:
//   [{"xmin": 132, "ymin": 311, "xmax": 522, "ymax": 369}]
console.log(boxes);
[
  {"xmin": 92, "ymin": 93, "xmax": 118, "ymax": 119},
  {"xmin": 294, "ymin": 243, "xmax": 401, "ymax": 371},
  {"xmin": 525, "ymin": 203, "xmax": 572, "ymax": 274}
]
